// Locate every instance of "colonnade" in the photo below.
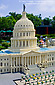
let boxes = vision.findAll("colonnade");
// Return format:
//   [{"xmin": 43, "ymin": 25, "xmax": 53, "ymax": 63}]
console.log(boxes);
[
  {"xmin": 11, "ymin": 40, "xmax": 36, "ymax": 48},
  {"xmin": 10, "ymin": 55, "xmax": 42, "ymax": 73}
]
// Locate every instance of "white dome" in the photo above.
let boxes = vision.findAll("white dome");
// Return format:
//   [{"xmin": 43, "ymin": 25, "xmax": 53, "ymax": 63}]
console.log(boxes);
[{"xmin": 14, "ymin": 12, "xmax": 34, "ymax": 30}]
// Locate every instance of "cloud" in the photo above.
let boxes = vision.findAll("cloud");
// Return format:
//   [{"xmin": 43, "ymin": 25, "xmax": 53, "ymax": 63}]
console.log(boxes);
[
  {"xmin": 0, "ymin": 4, "xmax": 7, "ymax": 10},
  {"xmin": 25, "ymin": 0, "xmax": 55, "ymax": 18}
]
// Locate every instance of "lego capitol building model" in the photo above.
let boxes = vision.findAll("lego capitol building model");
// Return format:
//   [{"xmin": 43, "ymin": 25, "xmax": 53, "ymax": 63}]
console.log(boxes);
[{"xmin": 0, "ymin": 5, "xmax": 55, "ymax": 74}]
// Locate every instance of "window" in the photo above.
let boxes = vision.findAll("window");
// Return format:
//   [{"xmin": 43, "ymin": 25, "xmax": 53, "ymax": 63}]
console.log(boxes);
[
  {"xmin": 50, "ymin": 54, "xmax": 51, "ymax": 56},
  {"xmin": 52, "ymin": 63, "xmax": 53, "ymax": 65},
  {"xmin": 1, "ymin": 62, "xmax": 2, "ymax": 66},
  {"xmin": 26, "ymin": 41, "xmax": 28, "ymax": 46},
  {"xmin": 50, "ymin": 58, "xmax": 51, "ymax": 61},
  {"xmin": 7, "ymin": 69, "xmax": 8, "ymax": 71},
  {"xmin": 23, "ymin": 33, "xmax": 25, "ymax": 36},
  {"xmin": 23, "ymin": 41, "xmax": 25, "ymax": 47},
  {"xmin": 4, "ymin": 69, "xmax": 6, "ymax": 71},
  {"xmin": 24, "ymin": 25, "xmax": 25, "ymax": 27},
  {"xmin": 48, "ymin": 58, "xmax": 49, "ymax": 61},
  {"xmin": 52, "ymin": 57, "xmax": 54, "ymax": 60},
  {"xmin": 26, "ymin": 32, "xmax": 28, "ymax": 36},
  {"xmin": 1, "ymin": 69, "xmax": 2, "ymax": 72},
  {"xmin": 7, "ymin": 63, "xmax": 8, "ymax": 66},
  {"xmin": 20, "ymin": 33, "xmax": 22, "ymax": 36},
  {"xmin": 4, "ymin": 63, "xmax": 6, "ymax": 66},
  {"xmin": 7, "ymin": 58, "xmax": 9, "ymax": 60}
]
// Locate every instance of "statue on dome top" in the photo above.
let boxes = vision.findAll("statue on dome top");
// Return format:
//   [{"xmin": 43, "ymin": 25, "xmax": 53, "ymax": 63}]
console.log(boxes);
[{"xmin": 23, "ymin": 4, "xmax": 25, "ymax": 12}]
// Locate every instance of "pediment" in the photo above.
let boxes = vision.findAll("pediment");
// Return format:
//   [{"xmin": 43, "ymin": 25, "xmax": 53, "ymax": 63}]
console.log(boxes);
[{"xmin": 22, "ymin": 50, "xmax": 40, "ymax": 56}]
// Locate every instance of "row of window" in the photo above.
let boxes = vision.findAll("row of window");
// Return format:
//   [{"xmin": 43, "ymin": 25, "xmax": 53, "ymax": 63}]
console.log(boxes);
[
  {"xmin": 0, "ymin": 63, "xmax": 9, "ymax": 66},
  {"xmin": 48, "ymin": 57, "xmax": 54, "ymax": 61},
  {"xmin": 48, "ymin": 54, "xmax": 54, "ymax": 56},
  {"xmin": 48, "ymin": 63, "xmax": 54, "ymax": 66},
  {"xmin": 16, "ymin": 25, "xmax": 32, "ymax": 27},
  {"xmin": 0, "ymin": 69, "xmax": 9, "ymax": 72},
  {"xmin": 0, "ymin": 58, "xmax": 9, "ymax": 61},
  {"xmin": 15, "ymin": 32, "xmax": 30, "ymax": 37}
]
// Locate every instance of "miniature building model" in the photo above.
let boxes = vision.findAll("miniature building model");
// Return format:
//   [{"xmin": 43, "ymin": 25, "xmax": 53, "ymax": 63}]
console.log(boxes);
[{"xmin": 0, "ymin": 5, "xmax": 55, "ymax": 74}]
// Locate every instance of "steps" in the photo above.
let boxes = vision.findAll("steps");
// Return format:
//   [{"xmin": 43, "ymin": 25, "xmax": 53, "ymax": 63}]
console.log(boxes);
[{"xmin": 28, "ymin": 64, "xmax": 42, "ymax": 75}]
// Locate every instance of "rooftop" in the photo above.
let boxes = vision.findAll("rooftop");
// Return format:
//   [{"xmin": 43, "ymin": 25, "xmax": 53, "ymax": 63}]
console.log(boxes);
[{"xmin": 0, "ymin": 46, "xmax": 55, "ymax": 55}]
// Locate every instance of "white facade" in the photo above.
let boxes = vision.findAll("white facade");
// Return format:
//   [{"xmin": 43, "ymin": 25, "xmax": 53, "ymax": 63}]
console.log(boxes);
[{"xmin": 0, "ymin": 9, "xmax": 55, "ymax": 74}]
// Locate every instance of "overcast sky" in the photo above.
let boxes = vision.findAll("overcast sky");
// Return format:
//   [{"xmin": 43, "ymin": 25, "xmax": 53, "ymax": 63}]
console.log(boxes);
[{"xmin": 0, "ymin": 0, "xmax": 55, "ymax": 19}]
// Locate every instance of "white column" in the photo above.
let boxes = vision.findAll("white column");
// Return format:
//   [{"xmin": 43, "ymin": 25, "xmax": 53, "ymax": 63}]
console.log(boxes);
[
  {"xmin": 15, "ymin": 40, "xmax": 16, "ymax": 47},
  {"xmin": 40, "ymin": 54, "xmax": 41, "ymax": 63},
  {"xmin": 19, "ymin": 57, "xmax": 20, "ymax": 71},
  {"xmin": 32, "ymin": 56, "xmax": 33, "ymax": 65},
  {"xmin": 28, "ymin": 40, "xmax": 30, "ymax": 47},
  {"xmin": 28, "ymin": 57, "xmax": 29, "ymax": 67},
  {"xmin": 35, "ymin": 56, "xmax": 36, "ymax": 64},
  {"xmin": 25, "ymin": 57, "xmax": 26, "ymax": 67},
  {"xmin": 14, "ymin": 57, "xmax": 15, "ymax": 67},
  {"xmin": 11, "ymin": 57, "xmax": 12, "ymax": 73},
  {"xmin": 22, "ymin": 57, "xmax": 23, "ymax": 66},
  {"xmin": 11, "ymin": 40, "xmax": 12, "ymax": 47},
  {"xmin": 37, "ymin": 56, "xmax": 38, "ymax": 64},
  {"xmin": 22, "ymin": 41, "xmax": 23, "ymax": 47},
  {"xmin": 45, "ymin": 55, "xmax": 46, "ymax": 63},
  {"xmin": 30, "ymin": 56, "xmax": 31, "ymax": 65},
  {"xmin": 27, "ymin": 57, "xmax": 28, "ymax": 66},
  {"xmin": 22, "ymin": 57, "xmax": 23, "ymax": 72},
  {"xmin": 18, "ymin": 40, "xmax": 19, "ymax": 47},
  {"xmin": 34, "ymin": 40, "xmax": 35, "ymax": 46},
  {"xmin": 16, "ymin": 57, "xmax": 17, "ymax": 66},
  {"xmin": 25, "ymin": 40, "xmax": 26, "ymax": 47},
  {"xmin": 13, "ymin": 40, "xmax": 14, "ymax": 47}
]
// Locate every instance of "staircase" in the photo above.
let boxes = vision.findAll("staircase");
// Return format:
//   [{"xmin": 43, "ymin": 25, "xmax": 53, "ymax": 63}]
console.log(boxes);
[{"xmin": 28, "ymin": 64, "xmax": 42, "ymax": 75}]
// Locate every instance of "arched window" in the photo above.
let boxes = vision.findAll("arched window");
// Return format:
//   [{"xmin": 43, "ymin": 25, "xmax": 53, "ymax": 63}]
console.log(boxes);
[{"xmin": 23, "ymin": 41, "xmax": 25, "ymax": 47}]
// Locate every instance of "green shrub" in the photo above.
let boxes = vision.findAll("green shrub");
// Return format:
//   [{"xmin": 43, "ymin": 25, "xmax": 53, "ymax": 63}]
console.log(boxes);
[
  {"xmin": 0, "ymin": 46, "xmax": 5, "ymax": 50},
  {"xmin": 2, "ymin": 42, "xmax": 9, "ymax": 48}
]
